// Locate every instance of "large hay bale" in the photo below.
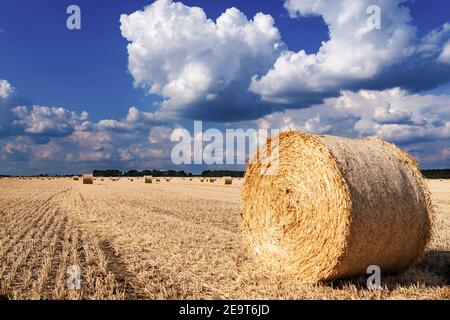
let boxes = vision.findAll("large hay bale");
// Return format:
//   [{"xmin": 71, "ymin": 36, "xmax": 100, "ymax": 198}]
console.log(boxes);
[
  {"xmin": 144, "ymin": 176, "xmax": 153, "ymax": 184},
  {"xmin": 223, "ymin": 177, "xmax": 233, "ymax": 185},
  {"xmin": 82, "ymin": 174, "xmax": 94, "ymax": 185},
  {"xmin": 240, "ymin": 131, "xmax": 434, "ymax": 283}
]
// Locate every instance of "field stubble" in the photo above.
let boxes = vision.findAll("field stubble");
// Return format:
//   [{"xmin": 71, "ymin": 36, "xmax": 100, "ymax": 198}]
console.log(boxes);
[{"xmin": 0, "ymin": 177, "xmax": 449, "ymax": 300}]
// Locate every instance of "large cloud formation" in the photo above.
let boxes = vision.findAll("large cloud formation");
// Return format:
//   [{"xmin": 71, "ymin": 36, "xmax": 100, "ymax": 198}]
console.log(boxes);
[
  {"xmin": 120, "ymin": 0, "xmax": 284, "ymax": 121},
  {"xmin": 0, "ymin": 80, "xmax": 178, "ymax": 174},
  {"xmin": 121, "ymin": 0, "xmax": 450, "ymax": 121},
  {"xmin": 2, "ymin": 0, "xmax": 450, "ymax": 174},
  {"xmin": 250, "ymin": 0, "xmax": 450, "ymax": 105},
  {"xmin": 254, "ymin": 87, "xmax": 450, "ymax": 167}
]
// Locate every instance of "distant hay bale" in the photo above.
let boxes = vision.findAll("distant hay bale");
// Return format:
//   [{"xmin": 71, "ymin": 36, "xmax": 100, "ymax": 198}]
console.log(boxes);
[
  {"xmin": 200, "ymin": 178, "xmax": 204, "ymax": 182},
  {"xmin": 129, "ymin": 178, "xmax": 134, "ymax": 181},
  {"xmin": 189, "ymin": 178, "xmax": 193, "ymax": 181},
  {"xmin": 101, "ymin": 178, "xmax": 104, "ymax": 181},
  {"xmin": 82, "ymin": 174, "xmax": 94, "ymax": 185},
  {"xmin": 223, "ymin": 177, "xmax": 233, "ymax": 185},
  {"xmin": 144, "ymin": 176, "xmax": 153, "ymax": 184},
  {"xmin": 208, "ymin": 178, "xmax": 216, "ymax": 183},
  {"xmin": 240, "ymin": 131, "xmax": 434, "ymax": 283},
  {"xmin": 165, "ymin": 178, "xmax": 171, "ymax": 182},
  {"xmin": 155, "ymin": 178, "xmax": 161, "ymax": 182},
  {"xmin": 73, "ymin": 177, "xmax": 79, "ymax": 181}
]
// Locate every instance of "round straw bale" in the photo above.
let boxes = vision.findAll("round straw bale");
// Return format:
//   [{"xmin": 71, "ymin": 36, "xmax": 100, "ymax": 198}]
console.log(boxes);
[
  {"xmin": 73, "ymin": 176, "xmax": 79, "ymax": 181},
  {"xmin": 82, "ymin": 174, "xmax": 94, "ymax": 185},
  {"xmin": 240, "ymin": 131, "xmax": 434, "ymax": 282},
  {"xmin": 155, "ymin": 178, "xmax": 161, "ymax": 182},
  {"xmin": 166, "ymin": 178, "xmax": 171, "ymax": 182},
  {"xmin": 144, "ymin": 176, "xmax": 153, "ymax": 184},
  {"xmin": 209, "ymin": 178, "xmax": 216, "ymax": 183},
  {"xmin": 223, "ymin": 177, "xmax": 233, "ymax": 185}
]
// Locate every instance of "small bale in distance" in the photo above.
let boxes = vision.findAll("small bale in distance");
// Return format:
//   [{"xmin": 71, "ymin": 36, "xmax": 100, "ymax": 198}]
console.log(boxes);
[
  {"xmin": 223, "ymin": 177, "xmax": 233, "ymax": 185},
  {"xmin": 144, "ymin": 176, "xmax": 153, "ymax": 184},
  {"xmin": 82, "ymin": 174, "xmax": 94, "ymax": 185}
]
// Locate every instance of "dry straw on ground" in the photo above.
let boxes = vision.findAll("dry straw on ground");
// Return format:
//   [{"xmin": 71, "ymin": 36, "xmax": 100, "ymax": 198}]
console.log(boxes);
[
  {"xmin": 82, "ymin": 174, "xmax": 93, "ymax": 185},
  {"xmin": 223, "ymin": 177, "xmax": 233, "ymax": 185},
  {"xmin": 241, "ymin": 131, "xmax": 434, "ymax": 283}
]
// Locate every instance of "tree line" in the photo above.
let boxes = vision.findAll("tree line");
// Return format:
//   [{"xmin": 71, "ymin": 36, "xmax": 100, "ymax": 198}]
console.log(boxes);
[
  {"xmin": 91, "ymin": 169, "xmax": 247, "ymax": 177},
  {"xmin": 421, "ymin": 169, "xmax": 450, "ymax": 179}
]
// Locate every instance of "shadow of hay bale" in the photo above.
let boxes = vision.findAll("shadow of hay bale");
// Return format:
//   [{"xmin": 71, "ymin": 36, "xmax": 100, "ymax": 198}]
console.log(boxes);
[
  {"xmin": 329, "ymin": 250, "xmax": 450, "ymax": 290},
  {"xmin": 416, "ymin": 250, "xmax": 450, "ymax": 285}
]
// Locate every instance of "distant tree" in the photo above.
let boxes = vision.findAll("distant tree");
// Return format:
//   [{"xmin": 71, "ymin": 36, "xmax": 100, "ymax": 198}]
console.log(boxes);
[
  {"xmin": 421, "ymin": 169, "xmax": 450, "ymax": 179},
  {"xmin": 202, "ymin": 170, "xmax": 245, "ymax": 177}
]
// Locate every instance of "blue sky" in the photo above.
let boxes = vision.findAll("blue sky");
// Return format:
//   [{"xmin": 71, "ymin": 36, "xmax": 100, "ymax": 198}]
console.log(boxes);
[
  {"xmin": 0, "ymin": 0, "xmax": 331, "ymax": 121},
  {"xmin": 1, "ymin": 0, "xmax": 450, "ymax": 174}
]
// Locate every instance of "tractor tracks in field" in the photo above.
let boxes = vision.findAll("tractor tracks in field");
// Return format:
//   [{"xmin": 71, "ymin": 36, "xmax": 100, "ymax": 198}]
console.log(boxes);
[{"xmin": 61, "ymin": 188, "xmax": 149, "ymax": 299}]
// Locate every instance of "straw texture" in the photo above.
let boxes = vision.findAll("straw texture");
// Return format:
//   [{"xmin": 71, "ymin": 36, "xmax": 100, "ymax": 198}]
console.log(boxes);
[{"xmin": 240, "ymin": 131, "xmax": 434, "ymax": 282}]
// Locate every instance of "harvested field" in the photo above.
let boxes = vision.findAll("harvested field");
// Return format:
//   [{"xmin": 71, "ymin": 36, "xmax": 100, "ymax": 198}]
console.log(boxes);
[{"xmin": 0, "ymin": 178, "xmax": 448, "ymax": 300}]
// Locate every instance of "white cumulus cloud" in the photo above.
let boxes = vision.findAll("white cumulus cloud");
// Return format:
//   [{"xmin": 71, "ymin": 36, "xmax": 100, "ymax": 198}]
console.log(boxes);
[
  {"xmin": 254, "ymin": 88, "xmax": 450, "ymax": 146},
  {"xmin": 11, "ymin": 105, "xmax": 89, "ymax": 139},
  {"xmin": 0, "ymin": 80, "xmax": 14, "ymax": 99},
  {"xmin": 250, "ymin": 0, "xmax": 450, "ymax": 105},
  {"xmin": 120, "ymin": 0, "xmax": 284, "ymax": 121}
]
